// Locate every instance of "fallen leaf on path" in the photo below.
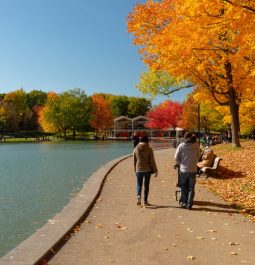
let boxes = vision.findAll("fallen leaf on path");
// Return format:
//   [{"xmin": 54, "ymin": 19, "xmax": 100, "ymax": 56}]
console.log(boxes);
[
  {"xmin": 96, "ymin": 197, "xmax": 102, "ymax": 202},
  {"xmin": 229, "ymin": 242, "xmax": 239, "ymax": 246},
  {"xmin": 95, "ymin": 224, "xmax": 104, "ymax": 228},
  {"xmin": 208, "ymin": 229, "xmax": 216, "ymax": 233},
  {"xmin": 196, "ymin": 236, "xmax": 205, "ymax": 240},
  {"xmin": 229, "ymin": 252, "xmax": 238, "ymax": 255},
  {"xmin": 186, "ymin": 256, "xmax": 195, "ymax": 260},
  {"xmin": 73, "ymin": 226, "xmax": 80, "ymax": 233},
  {"xmin": 115, "ymin": 224, "xmax": 127, "ymax": 230}
]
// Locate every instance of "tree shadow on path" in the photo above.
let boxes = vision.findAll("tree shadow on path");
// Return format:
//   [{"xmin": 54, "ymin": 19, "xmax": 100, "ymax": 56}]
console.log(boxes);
[{"xmin": 192, "ymin": 200, "xmax": 240, "ymax": 214}]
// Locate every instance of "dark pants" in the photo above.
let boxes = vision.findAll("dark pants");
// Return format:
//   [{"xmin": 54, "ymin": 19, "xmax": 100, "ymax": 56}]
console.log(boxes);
[
  {"xmin": 136, "ymin": 171, "xmax": 151, "ymax": 203},
  {"xmin": 179, "ymin": 172, "xmax": 196, "ymax": 207}
]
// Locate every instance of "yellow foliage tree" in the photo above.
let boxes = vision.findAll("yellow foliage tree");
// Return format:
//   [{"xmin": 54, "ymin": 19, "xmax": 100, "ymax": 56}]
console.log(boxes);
[{"xmin": 127, "ymin": 0, "xmax": 255, "ymax": 147}]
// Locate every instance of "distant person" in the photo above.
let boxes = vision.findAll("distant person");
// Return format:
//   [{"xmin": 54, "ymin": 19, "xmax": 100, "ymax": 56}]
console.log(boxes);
[
  {"xmin": 133, "ymin": 135, "xmax": 158, "ymax": 206},
  {"xmin": 133, "ymin": 132, "xmax": 140, "ymax": 148},
  {"xmin": 174, "ymin": 132, "xmax": 200, "ymax": 210}
]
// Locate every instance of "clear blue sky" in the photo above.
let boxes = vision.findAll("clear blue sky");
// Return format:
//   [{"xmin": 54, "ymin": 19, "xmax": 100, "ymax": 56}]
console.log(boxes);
[{"xmin": 0, "ymin": 0, "xmax": 189, "ymax": 104}]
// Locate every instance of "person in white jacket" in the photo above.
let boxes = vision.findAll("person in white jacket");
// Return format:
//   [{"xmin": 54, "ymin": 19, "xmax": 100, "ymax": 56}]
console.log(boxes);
[{"xmin": 174, "ymin": 132, "xmax": 200, "ymax": 210}]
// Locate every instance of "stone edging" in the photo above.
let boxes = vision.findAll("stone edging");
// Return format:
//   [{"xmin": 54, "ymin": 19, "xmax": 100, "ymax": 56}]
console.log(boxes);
[{"xmin": 0, "ymin": 153, "xmax": 132, "ymax": 265}]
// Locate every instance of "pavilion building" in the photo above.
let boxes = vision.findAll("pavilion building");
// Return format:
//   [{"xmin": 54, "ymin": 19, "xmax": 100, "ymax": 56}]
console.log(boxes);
[{"xmin": 105, "ymin": 116, "xmax": 184, "ymax": 139}]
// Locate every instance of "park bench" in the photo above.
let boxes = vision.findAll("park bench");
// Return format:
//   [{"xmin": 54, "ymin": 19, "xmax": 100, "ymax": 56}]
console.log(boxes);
[{"xmin": 199, "ymin": 156, "xmax": 222, "ymax": 178}]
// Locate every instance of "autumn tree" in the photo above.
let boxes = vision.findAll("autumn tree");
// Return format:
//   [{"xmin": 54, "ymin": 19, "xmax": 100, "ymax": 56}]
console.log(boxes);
[
  {"xmin": 179, "ymin": 95, "xmax": 199, "ymax": 132},
  {"xmin": 38, "ymin": 92, "xmax": 62, "ymax": 134},
  {"xmin": 90, "ymin": 94, "xmax": 113, "ymax": 134},
  {"xmin": 146, "ymin": 100, "xmax": 182, "ymax": 134},
  {"xmin": 2, "ymin": 89, "xmax": 28, "ymax": 131},
  {"xmin": 127, "ymin": 0, "xmax": 255, "ymax": 147}
]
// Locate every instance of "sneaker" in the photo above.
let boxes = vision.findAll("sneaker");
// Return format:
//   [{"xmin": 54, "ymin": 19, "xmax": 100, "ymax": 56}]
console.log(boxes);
[
  {"xmin": 143, "ymin": 202, "xmax": 151, "ymax": 207},
  {"xmin": 187, "ymin": 205, "xmax": 192, "ymax": 210},
  {"xmin": 137, "ymin": 196, "xmax": 141, "ymax": 205}
]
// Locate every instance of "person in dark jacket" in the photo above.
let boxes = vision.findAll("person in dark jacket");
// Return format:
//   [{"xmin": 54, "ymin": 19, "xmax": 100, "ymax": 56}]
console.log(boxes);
[
  {"xmin": 133, "ymin": 132, "xmax": 140, "ymax": 148},
  {"xmin": 174, "ymin": 132, "xmax": 200, "ymax": 210},
  {"xmin": 133, "ymin": 135, "xmax": 158, "ymax": 206}
]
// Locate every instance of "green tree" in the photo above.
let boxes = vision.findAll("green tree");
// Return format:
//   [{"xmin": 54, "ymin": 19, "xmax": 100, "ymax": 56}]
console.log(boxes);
[
  {"xmin": 65, "ymin": 89, "xmax": 92, "ymax": 139},
  {"xmin": 110, "ymin": 95, "xmax": 130, "ymax": 117},
  {"xmin": 127, "ymin": 97, "xmax": 151, "ymax": 118},
  {"xmin": 40, "ymin": 89, "xmax": 92, "ymax": 139},
  {"xmin": 136, "ymin": 70, "xmax": 192, "ymax": 98},
  {"xmin": 26, "ymin": 90, "xmax": 47, "ymax": 109}
]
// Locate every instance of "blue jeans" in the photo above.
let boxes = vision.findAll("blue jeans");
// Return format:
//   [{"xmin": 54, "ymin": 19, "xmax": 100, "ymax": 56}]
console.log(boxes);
[
  {"xmin": 136, "ymin": 171, "xmax": 151, "ymax": 203},
  {"xmin": 179, "ymin": 172, "xmax": 196, "ymax": 207}
]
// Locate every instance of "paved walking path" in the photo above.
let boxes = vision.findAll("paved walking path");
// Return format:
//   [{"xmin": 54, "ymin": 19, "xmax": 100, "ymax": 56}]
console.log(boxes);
[{"xmin": 49, "ymin": 148, "xmax": 255, "ymax": 265}]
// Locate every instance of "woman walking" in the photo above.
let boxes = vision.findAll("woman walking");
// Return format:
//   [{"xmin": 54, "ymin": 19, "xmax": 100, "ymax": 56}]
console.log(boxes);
[{"xmin": 133, "ymin": 135, "xmax": 158, "ymax": 206}]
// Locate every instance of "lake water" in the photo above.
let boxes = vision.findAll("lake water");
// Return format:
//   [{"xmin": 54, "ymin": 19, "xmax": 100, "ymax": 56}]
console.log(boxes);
[
  {"xmin": 0, "ymin": 141, "xmax": 133, "ymax": 257},
  {"xmin": 0, "ymin": 140, "xmax": 170, "ymax": 257}
]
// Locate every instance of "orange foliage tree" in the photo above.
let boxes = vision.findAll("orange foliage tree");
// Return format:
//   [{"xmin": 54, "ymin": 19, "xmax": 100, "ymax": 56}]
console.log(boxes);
[
  {"xmin": 127, "ymin": 0, "xmax": 255, "ymax": 147},
  {"xmin": 90, "ymin": 94, "xmax": 113, "ymax": 134}
]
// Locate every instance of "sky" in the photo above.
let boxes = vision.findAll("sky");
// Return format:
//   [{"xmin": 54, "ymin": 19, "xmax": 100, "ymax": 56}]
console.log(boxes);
[{"xmin": 0, "ymin": 0, "xmax": 190, "ymax": 104}]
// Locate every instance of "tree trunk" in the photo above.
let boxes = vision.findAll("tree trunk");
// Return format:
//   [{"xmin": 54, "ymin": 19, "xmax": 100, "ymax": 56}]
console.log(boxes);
[
  {"xmin": 225, "ymin": 62, "xmax": 241, "ymax": 147},
  {"xmin": 229, "ymin": 88, "xmax": 240, "ymax": 147},
  {"xmin": 72, "ymin": 128, "xmax": 76, "ymax": 140},
  {"xmin": 197, "ymin": 103, "xmax": 200, "ymax": 133}
]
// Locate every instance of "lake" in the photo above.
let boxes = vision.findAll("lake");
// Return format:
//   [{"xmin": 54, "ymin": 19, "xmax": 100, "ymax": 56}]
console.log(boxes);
[{"xmin": 0, "ymin": 140, "xmax": 170, "ymax": 257}]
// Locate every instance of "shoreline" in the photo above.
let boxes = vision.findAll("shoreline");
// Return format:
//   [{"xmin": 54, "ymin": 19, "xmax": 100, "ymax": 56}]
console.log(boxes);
[{"xmin": 0, "ymin": 153, "xmax": 133, "ymax": 264}]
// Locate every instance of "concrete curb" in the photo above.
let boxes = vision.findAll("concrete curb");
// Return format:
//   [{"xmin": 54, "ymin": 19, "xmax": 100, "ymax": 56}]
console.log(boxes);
[{"xmin": 0, "ymin": 153, "xmax": 132, "ymax": 265}]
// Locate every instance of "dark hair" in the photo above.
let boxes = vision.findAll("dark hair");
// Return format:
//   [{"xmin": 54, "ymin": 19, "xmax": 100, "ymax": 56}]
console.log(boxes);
[
  {"xmin": 140, "ymin": 135, "xmax": 149, "ymax": 143},
  {"xmin": 184, "ymin": 131, "xmax": 196, "ymax": 143},
  {"xmin": 184, "ymin": 132, "xmax": 193, "ymax": 139}
]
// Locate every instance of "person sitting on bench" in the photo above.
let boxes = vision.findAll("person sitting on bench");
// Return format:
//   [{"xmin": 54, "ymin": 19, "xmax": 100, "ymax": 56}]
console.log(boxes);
[{"xmin": 197, "ymin": 146, "xmax": 215, "ymax": 173}]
